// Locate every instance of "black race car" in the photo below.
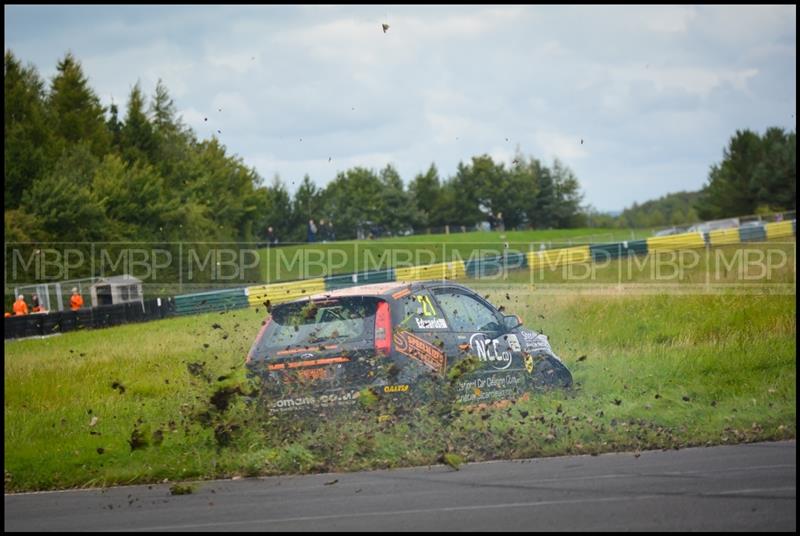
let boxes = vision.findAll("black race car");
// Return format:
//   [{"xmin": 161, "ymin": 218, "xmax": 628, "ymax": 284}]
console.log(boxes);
[{"xmin": 246, "ymin": 281, "xmax": 572, "ymax": 412}]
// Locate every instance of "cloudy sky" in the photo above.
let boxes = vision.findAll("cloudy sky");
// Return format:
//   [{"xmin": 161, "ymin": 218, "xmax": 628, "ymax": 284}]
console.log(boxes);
[{"xmin": 5, "ymin": 5, "xmax": 796, "ymax": 212}]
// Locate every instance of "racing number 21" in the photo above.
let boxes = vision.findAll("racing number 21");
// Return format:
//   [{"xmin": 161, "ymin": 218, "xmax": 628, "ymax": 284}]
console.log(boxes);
[{"xmin": 417, "ymin": 295, "xmax": 436, "ymax": 316}]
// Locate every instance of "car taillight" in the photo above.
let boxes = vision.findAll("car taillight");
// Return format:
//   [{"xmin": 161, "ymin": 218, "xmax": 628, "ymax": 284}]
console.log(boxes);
[
  {"xmin": 247, "ymin": 316, "xmax": 271, "ymax": 364},
  {"xmin": 374, "ymin": 301, "xmax": 391, "ymax": 356}
]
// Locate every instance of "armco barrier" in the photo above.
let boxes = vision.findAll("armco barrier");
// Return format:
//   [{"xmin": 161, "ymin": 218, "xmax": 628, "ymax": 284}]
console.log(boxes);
[
  {"xmin": 324, "ymin": 268, "xmax": 396, "ymax": 291},
  {"xmin": 764, "ymin": 220, "xmax": 796, "ymax": 239},
  {"xmin": 708, "ymin": 228, "xmax": 741, "ymax": 246},
  {"xmin": 646, "ymin": 231, "xmax": 706, "ymax": 253},
  {"xmin": 739, "ymin": 224, "xmax": 767, "ymax": 242},
  {"xmin": 174, "ymin": 288, "xmax": 249, "ymax": 316},
  {"xmin": 465, "ymin": 251, "xmax": 528, "ymax": 279},
  {"xmin": 503, "ymin": 251, "xmax": 528, "ymax": 271},
  {"xmin": 4, "ymin": 297, "xmax": 176, "ymax": 340},
  {"xmin": 626, "ymin": 239, "xmax": 649, "ymax": 256},
  {"xmin": 589, "ymin": 240, "xmax": 648, "ymax": 262},
  {"xmin": 395, "ymin": 261, "xmax": 466, "ymax": 282},
  {"xmin": 465, "ymin": 256, "xmax": 503, "ymax": 279},
  {"xmin": 246, "ymin": 278, "xmax": 326, "ymax": 306},
  {"xmin": 527, "ymin": 246, "xmax": 591, "ymax": 269}
]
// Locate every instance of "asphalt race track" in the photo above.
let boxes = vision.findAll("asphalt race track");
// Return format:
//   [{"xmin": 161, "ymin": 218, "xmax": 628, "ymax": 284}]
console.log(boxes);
[{"xmin": 5, "ymin": 441, "xmax": 795, "ymax": 532}]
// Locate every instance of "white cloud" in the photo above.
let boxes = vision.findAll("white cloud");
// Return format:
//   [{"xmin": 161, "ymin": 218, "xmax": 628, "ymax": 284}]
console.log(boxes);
[
  {"xmin": 205, "ymin": 51, "xmax": 260, "ymax": 76},
  {"xmin": 639, "ymin": 5, "xmax": 698, "ymax": 34},
  {"xmin": 621, "ymin": 66, "xmax": 760, "ymax": 97},
  {"xmin": 425, "ymin": 113, "xmax": 479, "ymax": 144},
  {"xmin": 695, "ymin": 5, "xmax": 796, "ymax": 47},
  {"xmin": 210, "ymin": 92, "xmax": 252, "ymax": 123},
  {"xmin": 534, "ymin": 130, "xmax": 588, "ymax": 161}
]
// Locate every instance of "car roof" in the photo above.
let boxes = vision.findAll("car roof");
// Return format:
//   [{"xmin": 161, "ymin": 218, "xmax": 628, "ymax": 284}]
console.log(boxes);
[{"xmin": 297, "ymin": 280, "xmax": 470, "ymax": 302}]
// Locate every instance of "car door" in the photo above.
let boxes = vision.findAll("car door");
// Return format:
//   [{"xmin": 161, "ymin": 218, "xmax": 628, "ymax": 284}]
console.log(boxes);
[
  {"xmin": 389, "ymin": 288, "xmax": 451, "ymax": 382},
  {"xmin": 429, "ymin": 286, "xmax": 529, "ymax": 404}
]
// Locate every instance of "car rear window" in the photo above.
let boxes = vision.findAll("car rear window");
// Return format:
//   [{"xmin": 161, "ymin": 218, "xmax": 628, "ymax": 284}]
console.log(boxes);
[{"xmin": 252, "ymin": 297, "xmax": 381, "ymax": 358}]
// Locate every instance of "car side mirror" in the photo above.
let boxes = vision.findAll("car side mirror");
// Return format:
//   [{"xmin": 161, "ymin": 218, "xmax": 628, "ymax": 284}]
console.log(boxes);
[{"xmin": 504, "ymin": 314, "xmax": 523, "ymax": 332}]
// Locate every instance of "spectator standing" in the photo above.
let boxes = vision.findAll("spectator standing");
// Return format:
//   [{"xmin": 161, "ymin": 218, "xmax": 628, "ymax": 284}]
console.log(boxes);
[
  {"xmin": 319, "ymin": 219, "xmax": 328, "ymax": 243},
  {"xmin": 31, "ymin": 293, "xmax": 43, "ymax": 313},
  {"xmin": 266, "ymin": 226, "xmax": 278, "ymax": 248},
  {"xmin": 70, "ymin": 287, "xmax": 84, "ymax": 311},
  {"xmin": 307, "ymin": 219, "xmax": 318, "ymax": 243},
  {"xmin": 13, "ymin": 294, "xmax": 28, "ymax": 316},
  {"xmin": 327, "ymin": 220, "xmax": 336, "ymax": 242}
]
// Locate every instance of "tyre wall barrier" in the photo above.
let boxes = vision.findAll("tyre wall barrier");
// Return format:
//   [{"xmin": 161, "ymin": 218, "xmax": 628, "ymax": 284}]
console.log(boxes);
[
  {"xmin": 526, "ymin": 246, "xmax": 591, "ymax": 270},
  {"xmin": 395, "ymin": 260, "xmax": 466, "ymax": 282},
  {"xmin": 173, "ymin": 288, "xmax": 249, "ymax": 316},
  {"xmin": 646, "ymin": 231, "xmax": 706, "ymax": 253},
  {"xmin": 764, "ymin": 220, "xmax": 795, "ymax": 240},
  {"xmin": 324, "ymin": 268, "xmax": 396, "ymax": 291},
  {"xmin": 464, "ymin": 251, "xmax": 527, "ymax": 279},
  {"xmin": 708, "ymin": 228, "xmax": 741, "ymax": 246},
  {"xmin": 739, "ymin": 223, "xmax": 767, "ymax": 242},
  {"xmin": 4, "ymin": 297, "xmax": 176, "ymax": 340},
  {"xmin": 246, "ymin": 278, "xmax": 326, "ymax": 307},
  {"xmin": 588, "ymin": 240, "xmax": 649, "ymax": 262}
]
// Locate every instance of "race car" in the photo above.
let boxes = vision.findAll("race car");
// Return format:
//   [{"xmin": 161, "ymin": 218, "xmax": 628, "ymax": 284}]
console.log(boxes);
[{"xmin": 246, "ymin": 281, "xmax": 572, "ymax": 412}]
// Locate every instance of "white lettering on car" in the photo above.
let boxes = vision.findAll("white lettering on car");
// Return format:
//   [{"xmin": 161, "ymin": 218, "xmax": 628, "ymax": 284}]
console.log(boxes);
[
  {"xmin": 506, "ymin": 334, "xmax": 522, "ymax": 352},
  {"xmin": 415, "ymin": 317, "xmax": 448, "ymax": 329},
  {"xmin": 519, "ymin": 329, "xmax": 563, "ymax": 363},
  {"xmin": 469, "ymin": 333, "xmax": 513, "ymax": 370}
]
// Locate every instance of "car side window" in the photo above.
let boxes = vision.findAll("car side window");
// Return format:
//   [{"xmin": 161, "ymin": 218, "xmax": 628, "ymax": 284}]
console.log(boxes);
[
  {"xmin": 397, "ymin": 291, "xmax": 449, "ymax": 331},
  {"xmin": 431, "ymin": 289, "xmax": 502, "ymax": 334}
]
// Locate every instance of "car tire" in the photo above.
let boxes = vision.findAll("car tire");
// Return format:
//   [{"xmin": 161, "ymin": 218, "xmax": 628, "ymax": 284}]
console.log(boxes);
[{"xmin": 529, "ymin": 354, "xmax": 573, "ymax": 389}]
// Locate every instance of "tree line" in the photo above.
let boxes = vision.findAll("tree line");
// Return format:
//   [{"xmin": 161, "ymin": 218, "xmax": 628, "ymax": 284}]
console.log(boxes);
[
  {"xmin": 5, "ymin": 50, "xmax": 587, "ymax": 245},
  {"xmin": 6, "ymin": 50, "xmax": 794, "ymax": 245},
  {"xmin": 695, "ymin": 127, "xmax": 796, "ymax": 221},
  {"xmin": 587, "ymin": 128, "xmax": 796, "ymax": 229}
]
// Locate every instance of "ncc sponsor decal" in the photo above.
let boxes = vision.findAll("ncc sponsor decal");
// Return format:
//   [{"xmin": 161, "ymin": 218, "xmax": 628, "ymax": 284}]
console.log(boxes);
[
  {"xmin": 415, "ymin": 317, "xmax": 448, "ymax": 330},
  {"xmin": 393, "ymin": 331, "xmax": 446, "ymax": 373},
  {"xmin": 469, "ymin": 333, "xmax": 513, "ymax": 370}
]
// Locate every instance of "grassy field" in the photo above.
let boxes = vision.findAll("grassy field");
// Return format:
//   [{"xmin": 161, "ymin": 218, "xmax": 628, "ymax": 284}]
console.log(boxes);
[{"xmin": 4, "ymin": 241, "xmax": 796, "ymax": 492}]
